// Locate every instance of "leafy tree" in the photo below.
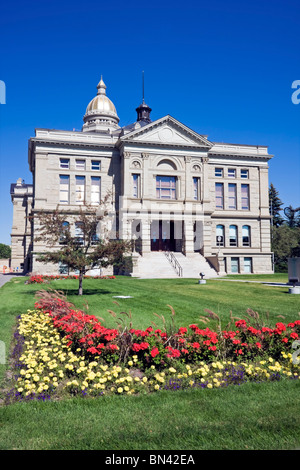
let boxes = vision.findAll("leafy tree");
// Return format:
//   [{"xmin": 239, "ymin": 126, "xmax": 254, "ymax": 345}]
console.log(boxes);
[
  {"xmin": 271, "ymin": 225, "xmax": 300, "ymax": 272},
  {"xmin": 269, "ymin": 183, "xmax": 284, "ymax": 227},
  {"xmin": 33, "ymin": 197, "xmax": 131, "ymax": 295},
  {"xmin": 283, "ymin": 205, "xmax": 300, "ymax": 228},
  {"xmin": 0, "ymin": 243, "xmax": 11, "ymax": 259}
]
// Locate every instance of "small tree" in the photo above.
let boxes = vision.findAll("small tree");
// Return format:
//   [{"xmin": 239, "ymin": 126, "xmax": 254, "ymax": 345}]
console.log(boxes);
[{"xmin": 33, "ymin": 196, "xmax": 131, "ymax": 295}]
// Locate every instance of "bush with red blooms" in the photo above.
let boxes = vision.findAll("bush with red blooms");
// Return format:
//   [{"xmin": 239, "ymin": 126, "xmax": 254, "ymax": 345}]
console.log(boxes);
[
  {"xmin": 27, "ymin": 274, "xmax": 115, "ymax": 284},
  {"xmin": 33, "ymin": 291, "xmax": 300, "ymax": 369}
]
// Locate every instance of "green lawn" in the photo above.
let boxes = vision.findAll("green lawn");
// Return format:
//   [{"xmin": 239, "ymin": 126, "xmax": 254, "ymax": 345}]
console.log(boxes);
[
  {"xmin": 1, "ymin": 274, "xmax": 300, "ymax": 451},
  {"xmin": 2, "ymin": 273, "xmax": 298, "ymax": 331}
]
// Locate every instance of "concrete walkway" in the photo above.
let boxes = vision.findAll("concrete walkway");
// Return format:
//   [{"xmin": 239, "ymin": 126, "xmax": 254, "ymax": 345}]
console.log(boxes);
[{"xmin": 0, "ymin": 274, "xmax": 23, "ymax": 288}]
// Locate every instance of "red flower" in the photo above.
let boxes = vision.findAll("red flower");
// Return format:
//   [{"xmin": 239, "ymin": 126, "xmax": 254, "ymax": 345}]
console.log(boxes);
[
  {"xmin": 150, "ymin": 347, "xmax": 159, "ymax": 358},
  {"xmin": 192, "ymin": 342, "xmax": 200, "ymax": 349},
  {"xmin": 178, "ymin": 327, "xmax": 187, "ymax": 335},
  {"xmin": 255, "ymin": 342, "xmax": 262, "ymax": 348}
]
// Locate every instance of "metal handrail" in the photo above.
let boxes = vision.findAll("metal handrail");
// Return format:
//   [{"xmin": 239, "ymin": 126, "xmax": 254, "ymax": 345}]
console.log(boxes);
[{"xmin": 165, "ymin": 250, "xmax": 183, "ymax": 277}]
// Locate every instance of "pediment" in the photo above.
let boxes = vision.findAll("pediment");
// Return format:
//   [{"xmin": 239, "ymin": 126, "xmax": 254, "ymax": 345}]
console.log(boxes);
[{"xmin": 119, "ymin": 115, "xmax": 213, "ymax": 149}]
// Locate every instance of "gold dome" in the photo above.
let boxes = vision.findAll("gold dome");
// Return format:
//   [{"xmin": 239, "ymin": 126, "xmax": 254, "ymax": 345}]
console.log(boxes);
[{"xmin": 84, "ymin": 77, "xmax": 119, "ymax": 120}]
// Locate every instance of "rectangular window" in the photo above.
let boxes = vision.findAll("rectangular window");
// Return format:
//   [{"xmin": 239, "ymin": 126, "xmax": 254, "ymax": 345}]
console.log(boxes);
[
  {"xmin": 241, "ymin": 169, "xmax": 249, "ymax": 179},
  {"xmin": 241, "ymin": 184, "xmax": 250, "ymax": 210},
  {"xmin": 231, "ymin": 257, "xmax": 239, "ymax": 273},
  {"xmin": 215, "ymin": 168, "xmax": 223, "ymax": 177},
  {"xmin": 215, "ymin": 183, "xmax": 224, "ymax": 209},
  {"xmin": 244, "ymin": 257, "xmax": 252, "ymax": 273},
  {"xmin": 59, "ymin": 262, "xmax": 69, "ymax": 275},
  {"xmin": 133, "ymin": 174, "xmax": 140, "ymax": 198},
  {"xmin": 228, "ymin": 183, "xmax": 237, "ymax": 209},
  {"xmin": 91, "ymin": 176, "xmax": 101, "ymax": 204},
  {"xmin": 193, "ymin": 177, "xmax": 200, "ymax": 201},
  {"xmin": 75, "ymin": 159, "xmax": 86, "ymax": 170},
  {"xmin": 91, "ymin": 160, "xmax": 101, "ymax": 171},
  {"xmin": 60, "ymin": 158, "xmax": 70, "ymax": 169},
  {"xmin": 156, "ymin": 176, "xmax": 176, "ymax": 199},
  {"xmin": 228, "ymin": 168, "xmax": 236, "ymax": 178},
  {"xmin": 76, "ymin": 176, "xmax": 85, "ymax": 204},
  {"xmin": 59, "ymin": 175, "xmax": 69, "ymax": 204}
]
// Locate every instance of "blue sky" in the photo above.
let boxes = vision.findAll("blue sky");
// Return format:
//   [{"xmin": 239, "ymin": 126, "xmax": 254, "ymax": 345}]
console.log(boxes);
[{"xmin": 0, "ymin": 0, "xmax": 299, "ymax": 245}]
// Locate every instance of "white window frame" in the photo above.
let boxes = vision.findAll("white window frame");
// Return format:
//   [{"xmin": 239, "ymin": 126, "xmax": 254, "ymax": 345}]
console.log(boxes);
[
  {"xmin": 156, "ymin": 176, "xmax": 176, "ymax": 200},
  {"xmin": 59, "ymin": 175, "xmax": 70, "ymax": 204},
  {"xmin": 215, "ymin": 183, "xmax": 224, "ymax": 209},
  {"xmin": 91, "ymin": 176, "xmax": 101, "ymax": 204},
  {"xmin": 75, "ymin": 176, "xmax": 85, "ymax": 205},
  {"xmin": 75, "ymin": 159, "xmax": 86, "ymax": 170}
]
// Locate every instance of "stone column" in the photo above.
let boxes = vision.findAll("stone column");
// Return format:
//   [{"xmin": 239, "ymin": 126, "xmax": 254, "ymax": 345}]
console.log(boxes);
[{"xmin": 141, "ymin": 215, "xmax": 151, "ymax": 255}]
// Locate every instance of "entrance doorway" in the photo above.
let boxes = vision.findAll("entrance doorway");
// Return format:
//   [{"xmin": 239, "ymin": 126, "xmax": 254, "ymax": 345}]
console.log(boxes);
[{"xmin": 151, "ymin": 220, "xmax": 176, "ymax": 251}]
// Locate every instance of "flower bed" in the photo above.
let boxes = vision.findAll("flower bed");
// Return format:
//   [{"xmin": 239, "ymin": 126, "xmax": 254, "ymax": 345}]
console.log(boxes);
[
  {"xmin": 27, "ymin": 274, "xmax": 116, "ymax": 284},
  {"xmin": 6, "ymin": 293, "xmax": 300, "ymax": 403}
]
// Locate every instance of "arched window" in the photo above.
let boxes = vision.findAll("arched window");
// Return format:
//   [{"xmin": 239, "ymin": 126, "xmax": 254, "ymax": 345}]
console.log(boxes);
[
  {"xmin": 229, "ymin": 225, "xmax": 238, "ymax": 246},
  {"xmin": 75, "ymin": 222, "xmax": 84, "ymax": 245},
  {"xmin": 59, "ymin": 221, "xmax": 69, "ymax": 244},
  {"xmin": 216, "ymin": 225, "xmax": 225, "ymax": 247},
  {"xmin": 242, "ymin": 225, "xmax": 251, "ymax": 246}
]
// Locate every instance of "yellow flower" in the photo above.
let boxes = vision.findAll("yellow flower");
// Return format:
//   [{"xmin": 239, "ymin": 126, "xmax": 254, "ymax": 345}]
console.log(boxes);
[{"xmin": 117, "ymin": 387, "xmax": 123, "ymax": 393}]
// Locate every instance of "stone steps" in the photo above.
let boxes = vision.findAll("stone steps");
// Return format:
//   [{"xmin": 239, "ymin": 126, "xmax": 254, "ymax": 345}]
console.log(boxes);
[{"xmin": 134, "ymin": 252, "xmax": 218, "ymax": 279}]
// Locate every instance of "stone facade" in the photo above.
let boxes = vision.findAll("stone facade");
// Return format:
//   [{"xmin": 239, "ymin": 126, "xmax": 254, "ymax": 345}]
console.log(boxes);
[{"xmin": 10, "ymin": 78, "xmax": 273, "ymax": 277}]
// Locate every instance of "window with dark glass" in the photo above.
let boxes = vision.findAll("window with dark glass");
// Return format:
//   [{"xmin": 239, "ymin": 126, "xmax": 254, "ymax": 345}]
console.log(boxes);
[
  {"xmin": 242, "ymin": 225, "xmax": 251, "ymax": 246},
  {"xmin": 133, "ymin": 174, "xmax": 140, "ymax": 198},
  {"xmin": 91, "ymin": 160, "xmax": 101, "ymax": 171},
  {"xmin": 229, "ymin": 225, "xmax": 238, "ymax": 246},
  {"xmin": 193, "ymin": 177, "xmax": 200, "ymax": 201},
  {"xmin": 59, "ymin": 221, "xmax": 69, "ymax": 244},
  {"xmin": 60, "ymin": 158, "xmax": 70, "ymax": 169},
  {"xmin": 75, "ymin": 222, "xmax": 84, "ymax": 245}
]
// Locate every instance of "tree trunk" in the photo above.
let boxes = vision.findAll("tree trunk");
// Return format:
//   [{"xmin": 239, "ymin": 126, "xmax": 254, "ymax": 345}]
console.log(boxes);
[{"xmin": 78, "ymin": 272, "xmax": 84, "ymax": 295}]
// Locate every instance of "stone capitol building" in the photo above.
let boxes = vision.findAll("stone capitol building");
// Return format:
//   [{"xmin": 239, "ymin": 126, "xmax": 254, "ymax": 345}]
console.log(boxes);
[{"xmin": 10, "ymin": 77, "xmax": 273, "ymax": 278}]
